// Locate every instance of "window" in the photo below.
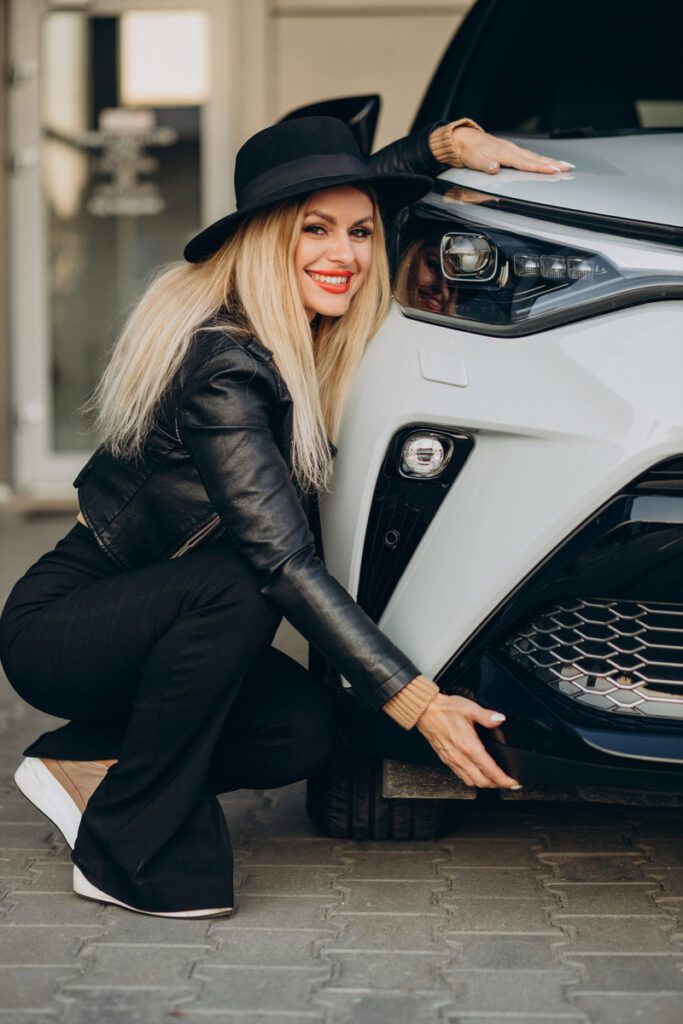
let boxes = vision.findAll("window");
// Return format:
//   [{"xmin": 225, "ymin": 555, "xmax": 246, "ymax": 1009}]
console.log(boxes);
[{"xmin": 445, "ymin": 0, "xmax": 683, "ymax": 134}]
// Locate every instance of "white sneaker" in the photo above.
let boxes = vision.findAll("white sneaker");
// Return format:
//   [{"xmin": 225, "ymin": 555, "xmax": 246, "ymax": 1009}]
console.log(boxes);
[
  {"xmin": 16, "ymin": 756, "xmax": 235, "ymax": 919},
  {"xmin": 72, "ymin": 866, "xmax": 235, "ymax": 919},
  {"xmin": 14, "ymin": 756, "xmax": 113, "ymax": 849}
]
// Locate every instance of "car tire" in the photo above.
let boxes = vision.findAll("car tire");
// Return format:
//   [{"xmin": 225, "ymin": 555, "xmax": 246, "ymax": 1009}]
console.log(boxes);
[{"xmin": 305, "ymin": 744, "xmax": 453, "ymax": 840}]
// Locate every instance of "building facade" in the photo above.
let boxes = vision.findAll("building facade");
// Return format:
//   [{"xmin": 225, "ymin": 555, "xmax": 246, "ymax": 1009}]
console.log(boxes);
[{"xmin": 0, "ymin": 0, "xmax": 472, "ymax": 500}]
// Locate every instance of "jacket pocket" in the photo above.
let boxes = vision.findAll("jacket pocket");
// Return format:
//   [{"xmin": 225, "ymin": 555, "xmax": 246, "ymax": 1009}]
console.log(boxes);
[{"xmin": 169, "ymin": 514, "xmax": 222, "ymax": 559}]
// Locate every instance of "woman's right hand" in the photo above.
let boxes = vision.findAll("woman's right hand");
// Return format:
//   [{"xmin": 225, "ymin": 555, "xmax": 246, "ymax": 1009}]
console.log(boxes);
[{"xmin": 416, "ymin": 689, "xmax": 521, "ymax": 789}]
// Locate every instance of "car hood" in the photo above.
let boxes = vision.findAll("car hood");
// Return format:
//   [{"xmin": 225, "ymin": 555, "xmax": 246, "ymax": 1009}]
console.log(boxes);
[{"xmin": 439, "ymin": 133, "xmax": 683, "ymax": 229}]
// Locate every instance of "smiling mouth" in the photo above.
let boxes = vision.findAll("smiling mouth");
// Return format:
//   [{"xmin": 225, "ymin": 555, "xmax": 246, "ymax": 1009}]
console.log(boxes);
[
  {"xmin": 418, "ymin": 288, "xmax": 445, "ymax": 312},
  {"xmin": 306, "ymin": 270, "xmax": 353, "ymax": 293}
]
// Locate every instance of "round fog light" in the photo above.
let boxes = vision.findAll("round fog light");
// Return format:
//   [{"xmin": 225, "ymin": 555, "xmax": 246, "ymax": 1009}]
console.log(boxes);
[{"xmin": 400, "ymin": 434, "xmax": 450, "ymax": 478}]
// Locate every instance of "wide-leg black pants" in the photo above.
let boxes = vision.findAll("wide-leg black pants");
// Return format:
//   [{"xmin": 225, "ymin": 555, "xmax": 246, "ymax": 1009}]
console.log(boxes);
[{"xmin": 0, "ymin": 522, "xmax": 337, "ymax": 913}]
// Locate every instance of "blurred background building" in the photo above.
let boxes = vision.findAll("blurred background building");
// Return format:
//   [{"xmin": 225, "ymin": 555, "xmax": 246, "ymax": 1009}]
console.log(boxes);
[{"xmin": 0, "ymin": 0, "xmax": 474, "ymax": 503}]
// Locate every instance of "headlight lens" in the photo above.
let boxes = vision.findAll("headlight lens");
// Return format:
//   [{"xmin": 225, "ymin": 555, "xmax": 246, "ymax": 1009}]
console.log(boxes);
[
  {"xmin": 441, "ymin": 233, "xmax": 497, "ymax": 281},
  {"xmin": 393, "ymin": 187, "xmax": 683, "ymax": 336}
]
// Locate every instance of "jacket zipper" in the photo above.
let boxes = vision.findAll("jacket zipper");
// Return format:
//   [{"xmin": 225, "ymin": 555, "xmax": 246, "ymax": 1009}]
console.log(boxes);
[{"xmin": 170, "ymin": 515, "xmax": 222, "ymax": 559}]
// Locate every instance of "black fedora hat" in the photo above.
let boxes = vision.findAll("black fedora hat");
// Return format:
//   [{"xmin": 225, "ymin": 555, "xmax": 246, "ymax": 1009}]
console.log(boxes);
[{"xmin": 183, "ymin": 116, "xmax": 433, "ymax": 263}]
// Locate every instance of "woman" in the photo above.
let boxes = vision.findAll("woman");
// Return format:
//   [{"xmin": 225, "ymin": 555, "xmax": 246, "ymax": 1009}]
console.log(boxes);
[
  {"xmin": 394, "ymin": 237, "xmax": 458, "ymax": 316},
  {"xmin": 0, "ymin": 116, "xmax": 570, "ymax": 920}
]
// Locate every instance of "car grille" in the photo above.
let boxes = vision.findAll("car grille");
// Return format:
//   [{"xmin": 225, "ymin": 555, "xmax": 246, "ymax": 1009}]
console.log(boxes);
[{"xmin": 503, "ymin": 599, "xmax": 683, "ymax": 720}]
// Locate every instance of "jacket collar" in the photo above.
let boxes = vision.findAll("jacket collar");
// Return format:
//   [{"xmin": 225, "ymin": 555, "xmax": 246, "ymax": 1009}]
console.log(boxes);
[{"xmin": 242, "ymin": 335, "xmax": 273, "ymax": 363}]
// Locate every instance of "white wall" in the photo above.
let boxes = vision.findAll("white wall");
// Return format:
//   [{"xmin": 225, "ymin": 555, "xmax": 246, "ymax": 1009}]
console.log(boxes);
[{"xmin": 268, "ymin": 0, "xmax": 474, "ymax": 147}]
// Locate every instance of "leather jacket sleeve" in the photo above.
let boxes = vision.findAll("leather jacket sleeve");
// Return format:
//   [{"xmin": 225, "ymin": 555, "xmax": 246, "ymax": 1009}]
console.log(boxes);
[
  {"xmin": 177, "ymin": 349, "xmax": 421, "ymax": 710},
  {"xmin": 368, "ymin": 122, "xmax": 448, "ymax": 177}
]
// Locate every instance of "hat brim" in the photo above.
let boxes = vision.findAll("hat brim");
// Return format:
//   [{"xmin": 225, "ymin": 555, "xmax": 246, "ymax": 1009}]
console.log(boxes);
[{"xmin": 183, "ymin": 171, "xmax": 433, "ymax": 263}]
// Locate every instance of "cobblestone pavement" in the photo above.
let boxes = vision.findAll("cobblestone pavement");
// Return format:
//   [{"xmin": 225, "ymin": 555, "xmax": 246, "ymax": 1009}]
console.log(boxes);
[{"xmin": 1, "ymin": 511, "xmax": 682, "ymax": 1023}]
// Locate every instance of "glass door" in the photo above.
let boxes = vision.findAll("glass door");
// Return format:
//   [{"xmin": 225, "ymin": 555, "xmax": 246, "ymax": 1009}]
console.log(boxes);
[{"xmin": 8, "ymin": 0, "xmax": 235, "ymax": 492}]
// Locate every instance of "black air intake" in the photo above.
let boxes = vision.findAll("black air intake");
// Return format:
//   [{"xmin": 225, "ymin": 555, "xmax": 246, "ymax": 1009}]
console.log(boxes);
[{"xmin": 357, "ymin": 426, "xmax": 473, "ymax": 622}]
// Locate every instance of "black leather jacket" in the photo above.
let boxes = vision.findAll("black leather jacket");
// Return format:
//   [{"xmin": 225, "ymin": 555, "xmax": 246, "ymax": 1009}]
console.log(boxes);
[{"xmin": 74, "ymin": 125, "xmax": 446, "ymax": 711}]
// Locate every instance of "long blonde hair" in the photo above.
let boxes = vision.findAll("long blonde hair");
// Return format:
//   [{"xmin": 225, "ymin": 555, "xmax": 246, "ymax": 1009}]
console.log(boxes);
[{"xmin": 82, "ymin": 189, "xmax": 390, "ymax": 493}]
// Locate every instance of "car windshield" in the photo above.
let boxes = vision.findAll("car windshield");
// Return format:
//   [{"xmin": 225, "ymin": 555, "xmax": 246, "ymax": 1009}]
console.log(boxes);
[{"xmin": 445, "ymin": 0, "xmax": 683, "ymax": 135}]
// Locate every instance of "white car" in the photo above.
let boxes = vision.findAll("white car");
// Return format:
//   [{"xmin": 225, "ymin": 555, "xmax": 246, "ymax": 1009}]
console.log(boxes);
[{"xmin": 301, "ymin": 0, "xmax": 683, "ymax": 838}]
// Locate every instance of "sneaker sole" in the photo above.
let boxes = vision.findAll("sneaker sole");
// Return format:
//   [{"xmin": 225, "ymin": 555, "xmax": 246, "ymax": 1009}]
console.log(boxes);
[
  {"xmin": 14, "ymin": 757, "xmax": 81, "ymax": 849},
  {"xmin": 72, "ymin": 866, "xmax": 235, "ymax": 919}
]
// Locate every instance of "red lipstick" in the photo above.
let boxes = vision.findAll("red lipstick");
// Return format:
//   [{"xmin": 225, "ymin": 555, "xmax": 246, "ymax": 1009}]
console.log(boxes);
[{"xmin": 306, "ymin": 269, "xmax": 353, "ymax": 294}]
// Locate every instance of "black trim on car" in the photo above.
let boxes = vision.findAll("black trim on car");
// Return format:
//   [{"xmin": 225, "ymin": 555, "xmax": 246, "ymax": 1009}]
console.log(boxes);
[
  {"xmin": 429, "ymin": 181, "xmax": 683, "ymax": 247},
  {"xmin": 398, "ymin": 281, "xmax": 683, "ymax": 339},
  {"xmin": 357, "ymin": 426, "xmax": 474, "ymax": 622}
]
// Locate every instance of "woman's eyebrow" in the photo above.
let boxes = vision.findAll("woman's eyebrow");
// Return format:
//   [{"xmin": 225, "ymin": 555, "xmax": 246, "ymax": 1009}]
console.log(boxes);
[
  {"xmin": 304, "ymin": 210, "xmax": 375, "ymax": 227},
  {"xmin": 305, "ymin": 209, "xmax": 335, "ymax": 223}
]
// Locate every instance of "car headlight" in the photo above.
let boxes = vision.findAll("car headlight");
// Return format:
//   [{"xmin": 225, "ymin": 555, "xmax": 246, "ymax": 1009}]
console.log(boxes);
[
  {"xmin": 393, "ymin": 185, "xmax": 683, "ymax": 336},
  {"xmin": 441, "ymin": 233, "xmax": 498, "ymax": 281}
]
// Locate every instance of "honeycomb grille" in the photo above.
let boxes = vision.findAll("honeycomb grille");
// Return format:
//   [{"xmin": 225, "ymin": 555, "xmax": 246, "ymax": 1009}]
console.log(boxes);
[{"xmin": 503, "ymin": 599, "xmax": 683, "ymax": 720}]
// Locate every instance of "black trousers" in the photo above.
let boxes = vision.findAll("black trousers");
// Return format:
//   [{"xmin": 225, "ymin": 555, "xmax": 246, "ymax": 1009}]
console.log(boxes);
[{"xmin": 0, "ymin": 523, "xmax": 337, "ymax": 913}]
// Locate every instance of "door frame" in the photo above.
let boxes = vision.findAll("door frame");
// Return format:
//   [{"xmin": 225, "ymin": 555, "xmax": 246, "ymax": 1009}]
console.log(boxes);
[{"xmin": 7, "ymin": 0, "xmax": 250, "ymax": 494}]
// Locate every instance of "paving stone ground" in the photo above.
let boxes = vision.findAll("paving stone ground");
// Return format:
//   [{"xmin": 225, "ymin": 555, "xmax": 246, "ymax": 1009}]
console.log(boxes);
[{"xmin": 0, "ymin": 510, "xmax": 682, "ymax": 1023}]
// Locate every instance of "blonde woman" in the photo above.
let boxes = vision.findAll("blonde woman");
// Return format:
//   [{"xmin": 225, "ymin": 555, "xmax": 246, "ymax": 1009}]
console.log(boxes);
[{"xmin": 0, "ymin": 117, "xmax": 570, "ymax": 919}]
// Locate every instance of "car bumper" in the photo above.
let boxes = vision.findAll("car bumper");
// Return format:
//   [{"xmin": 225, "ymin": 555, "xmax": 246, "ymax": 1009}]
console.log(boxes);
[
  {"xmin": 333, "ymin": 657, "xmax": 683, "ymax": 803},
  {"xmin": 459, "ymin": 651, "xmax": 683, "ymax": 797}
]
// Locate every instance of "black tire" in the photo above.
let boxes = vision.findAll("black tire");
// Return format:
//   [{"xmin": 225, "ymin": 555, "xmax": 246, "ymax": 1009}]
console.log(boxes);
[{"xmin": 305, "ymin": 745, "xmax": 453, "ymax": 840}]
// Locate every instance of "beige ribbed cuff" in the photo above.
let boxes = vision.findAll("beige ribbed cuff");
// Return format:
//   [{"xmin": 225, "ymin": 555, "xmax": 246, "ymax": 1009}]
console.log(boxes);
[
  {"xmin": 382, "ymin": 677, "xmax": 440, "ymax": 730},
  {"xmin": 429, "ymin": 118, "xmax": 485, "ymax": 168}
]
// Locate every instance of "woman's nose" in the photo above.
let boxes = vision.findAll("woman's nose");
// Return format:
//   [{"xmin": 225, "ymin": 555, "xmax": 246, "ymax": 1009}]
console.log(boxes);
[{"xmin": 327, "ymin": 231, "xmax": 354, "ymax": 264}]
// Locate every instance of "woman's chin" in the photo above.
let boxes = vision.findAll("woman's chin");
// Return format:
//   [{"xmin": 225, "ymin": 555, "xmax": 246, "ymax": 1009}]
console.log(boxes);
[{"xmin": 308, "ymin": 294, "xmax": 352, "ymax": 319}]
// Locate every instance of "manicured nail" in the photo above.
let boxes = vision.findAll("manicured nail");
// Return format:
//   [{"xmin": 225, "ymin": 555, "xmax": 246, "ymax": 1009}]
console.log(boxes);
[
  {"xmin": 491, "ymin": 712, "xmax": 506, "ymax": 723},
  {"xmin": 560, "ymin": 161, "xmax": 576, "ymax": 168},
  {"xmin": 488, "ymin": 161, "xmax": 499, "ymax": 170},
  {"xmin": 548, "ymin": 164, "xmax": 562, "ymax": 173},
  {"xmin": 509, "ymin": 784, "xmax": 523, "ymax": 790}
]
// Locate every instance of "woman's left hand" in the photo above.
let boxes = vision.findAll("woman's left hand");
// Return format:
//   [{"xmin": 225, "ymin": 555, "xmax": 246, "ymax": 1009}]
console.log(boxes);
[{"xmin": 452, "ymin": 126, "xmax": 573, "ymax": 175}]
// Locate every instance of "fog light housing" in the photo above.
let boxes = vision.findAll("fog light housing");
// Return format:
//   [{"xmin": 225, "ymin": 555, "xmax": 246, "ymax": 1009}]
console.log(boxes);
[{"xmin": 400, "ymin": 432, "xmax": 452, "ymax": 478}]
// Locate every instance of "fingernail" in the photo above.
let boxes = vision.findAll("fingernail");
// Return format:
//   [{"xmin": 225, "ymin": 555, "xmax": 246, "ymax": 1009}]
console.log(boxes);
[
  {"xmin": 561, "ymin": 161, "xmax": 576, "ymax": 168},
  {"xmin": 509, "ymin": 784, "xmax": 523, "ymax": 790},
  {"xmin": 488, "ymin": 161, "xmax": 499, "ymax": 170},
  {"xmin": 490, "ymin": 712, "xmax": 506, "ymax": 723},
  {"xmin": 548, "ymin": 164, "xmax": 562, "ymax": 173}
]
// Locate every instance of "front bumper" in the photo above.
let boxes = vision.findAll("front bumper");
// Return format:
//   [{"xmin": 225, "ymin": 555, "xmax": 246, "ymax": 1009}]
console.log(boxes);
[
  {"xmin": 368, "ymin": 651, "xmax": 683, "ymax": 805},
  {"xmin": 322, "ymin": 302, "xmax": 683, "ymax": 805},
  {"xmin": 473, "ymin": 652, "xmax": 683, "ymax": 795},
  {"xmin": 331, "ymin": 467, "xmax": 683, "ymax": 802}
]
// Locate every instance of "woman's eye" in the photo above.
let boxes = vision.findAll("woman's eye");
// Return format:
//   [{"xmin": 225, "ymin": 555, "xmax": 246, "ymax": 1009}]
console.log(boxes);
[{"xmin": 303, "ymin": 224, "xmax": 373, "ymax": 238}]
